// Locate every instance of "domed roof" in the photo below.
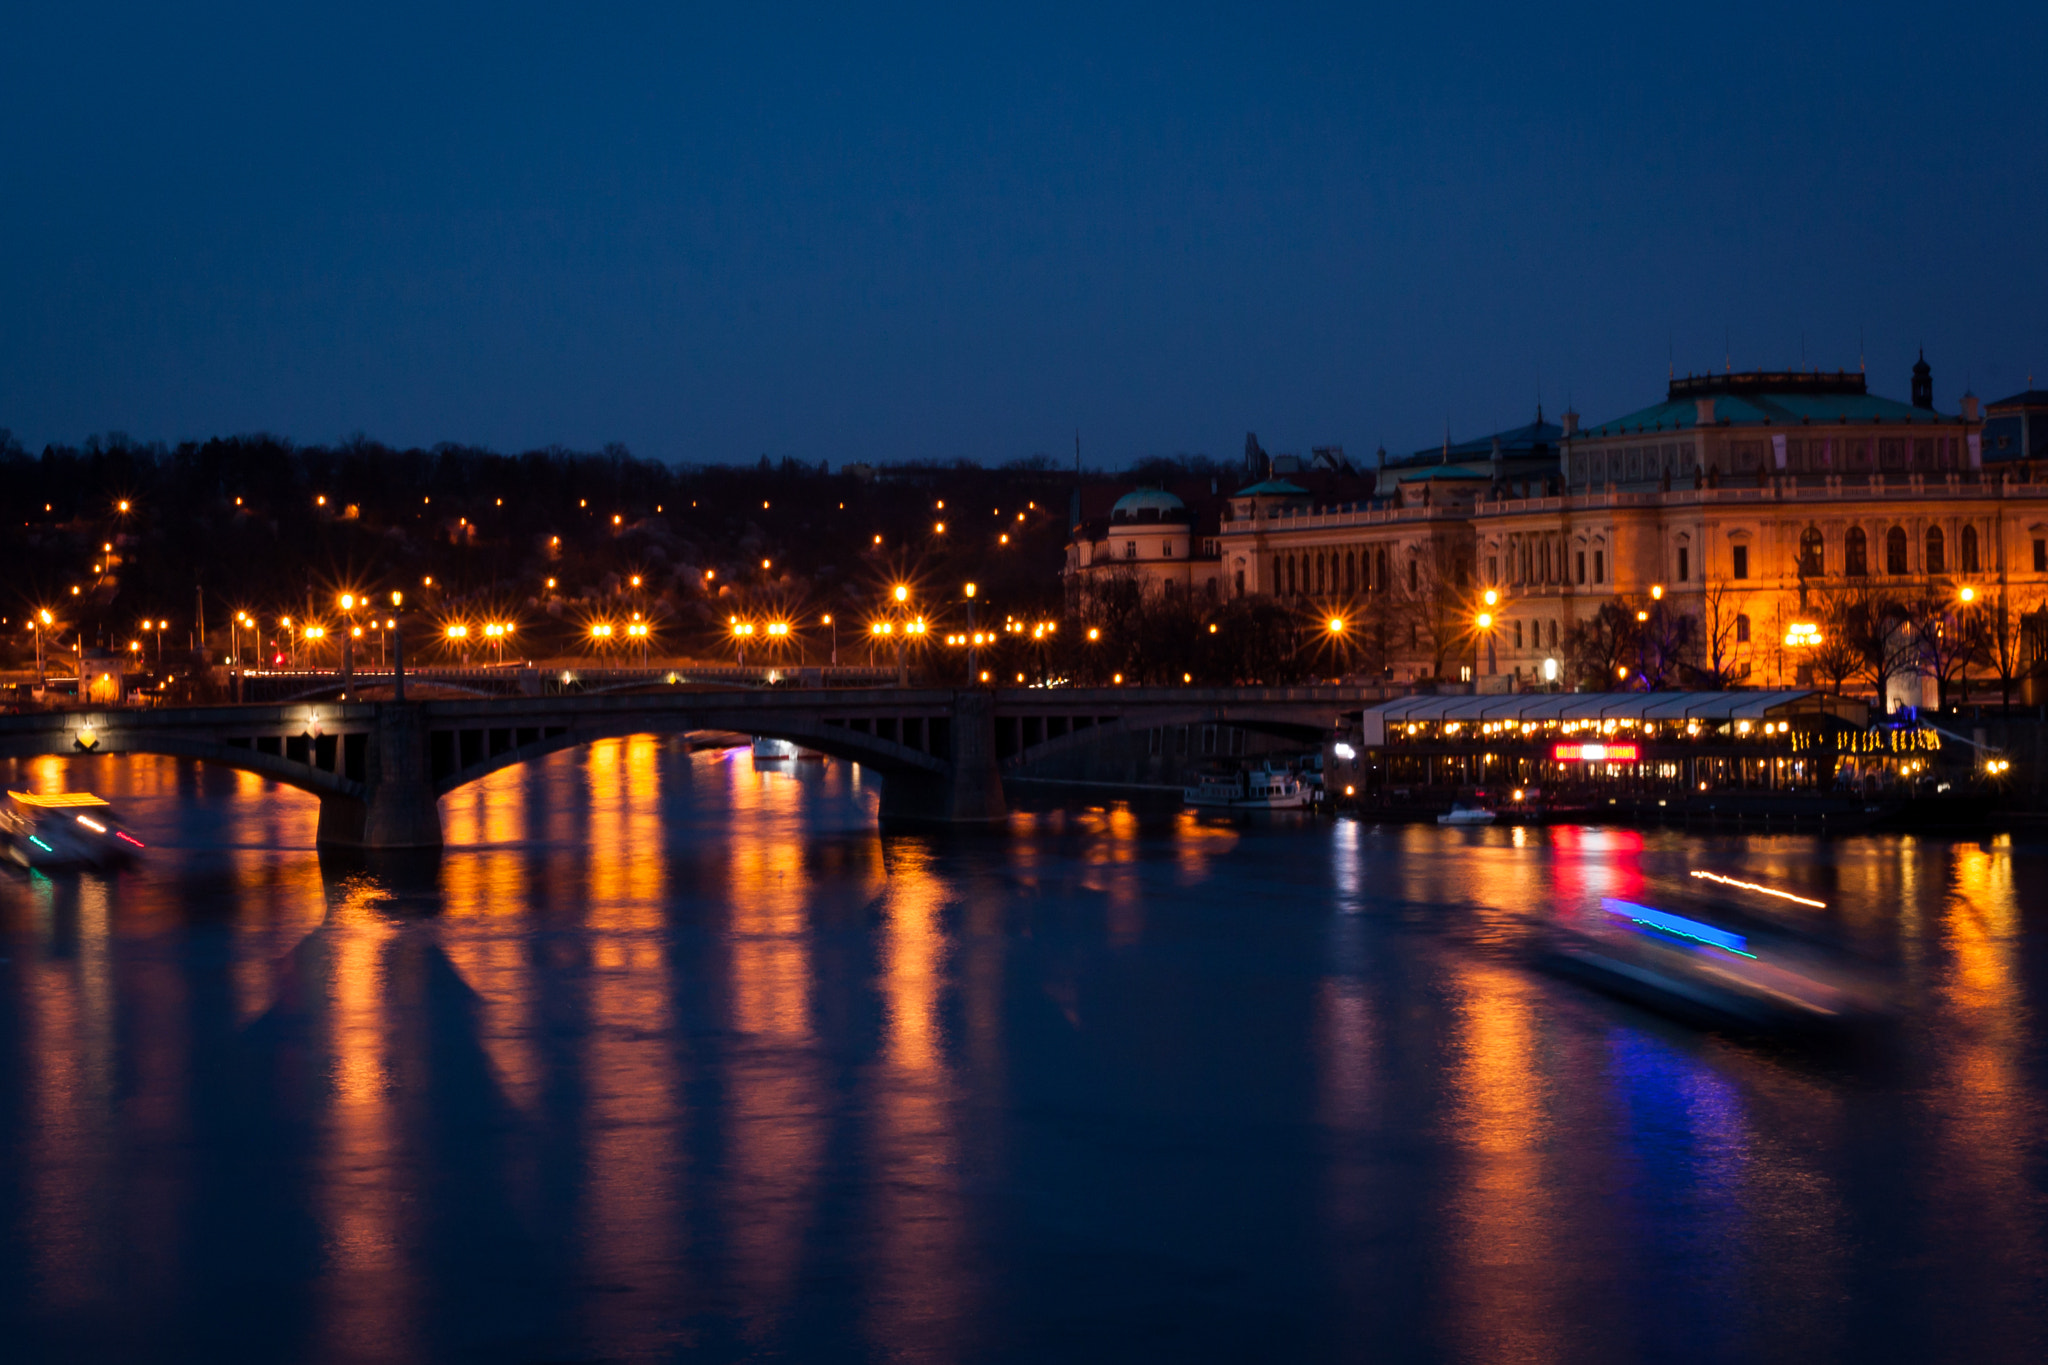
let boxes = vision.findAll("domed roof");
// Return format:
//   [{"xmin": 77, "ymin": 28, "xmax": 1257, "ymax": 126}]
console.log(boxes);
[{"xmin": 1110, "ymin": 487, "xmax": 1188, "ymax": 522}]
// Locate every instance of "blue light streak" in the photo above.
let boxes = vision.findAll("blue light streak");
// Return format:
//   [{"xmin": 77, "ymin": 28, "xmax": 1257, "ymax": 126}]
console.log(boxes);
[
  {"xmin": 1601, "ymin": 897, "xmax": 1756, "ymax": 958},
  {"xmin": 28, "ymin": 836, "xmax": 54, "ymax": 852}
]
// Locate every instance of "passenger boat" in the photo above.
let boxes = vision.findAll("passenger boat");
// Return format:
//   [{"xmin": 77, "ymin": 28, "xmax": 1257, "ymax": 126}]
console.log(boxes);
[
  {"xmin": 1546, "ymin": 877, "xmax": 1894, "ymax": 1033},
  {"xmin": 1437, "ymin": 802, "xmax": 1497, "ymax": 825},
  {"xmin": 1, "ymin": 791, "xmax": 146, "ymax": 870},
  {"xmin": 1183, "ymin": 765, "xmax": 1310, "ymax": 810}
]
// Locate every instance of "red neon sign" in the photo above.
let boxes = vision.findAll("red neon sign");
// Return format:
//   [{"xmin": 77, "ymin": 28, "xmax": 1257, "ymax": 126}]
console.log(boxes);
[{"xmin": 1553, "ymin": 742, "xmax": 1639, "ymax": 763}]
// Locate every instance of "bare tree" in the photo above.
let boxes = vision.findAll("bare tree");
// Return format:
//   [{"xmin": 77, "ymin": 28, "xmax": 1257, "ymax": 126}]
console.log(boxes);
[
  {"xmin": 1692, "ymin": 581, "xmax": 1751, "ymax": 688},
  {"xmin": 1909, "ymin": 592, "xmax": 1986, "ymax": 711},
  {"xmin": 1977, "ymin": 589, "xmax": 2042, "ymax": 708},
  {"xmin": 1807, "ymin": 588, "xmax": 1865, "ymax": 694},
  {"xmin": 1839, "ymin": 590, "xmax": 1920, "ymax": 710},
  {"xmin": 1392, "ymin": 538, "xmax": 1473, "ymax": 679},
  {"xmin": 1564, "ymin": 602, "xmax": 1637, "ymax": 690}
]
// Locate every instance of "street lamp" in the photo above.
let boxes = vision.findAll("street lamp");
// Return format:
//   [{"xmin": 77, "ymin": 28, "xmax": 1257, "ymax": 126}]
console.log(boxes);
[
  {"xmin": 822, "ymin": 613, "xmax": 836, "ymax": 666},
  {"xmin": 963, "ymin": 582, "xmax": 981, "ymax": 684},
  {"xmin": 336, "ymin": 593, "xmax": 360, "ymax": 695},
  {"xmin": 729, "ymin": 618, "xmax": 753, "ymax": 665},
  {"xmin": 1472, "ymin": 608, "xmax": 1497, "ymax": 682}
]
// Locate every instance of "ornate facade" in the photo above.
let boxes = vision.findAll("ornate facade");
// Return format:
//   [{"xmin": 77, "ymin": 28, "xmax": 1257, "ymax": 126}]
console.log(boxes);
[{"xmin": 1185, "ymin": 365, "xmax": 2048, "ymax": 692}]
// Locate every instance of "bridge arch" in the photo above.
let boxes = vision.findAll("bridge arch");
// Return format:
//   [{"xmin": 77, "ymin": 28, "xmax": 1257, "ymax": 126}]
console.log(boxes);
[
  {"xmin": 429, "ymin": 711, "xmax": 949, "ymax": 797},
  {"xmin": 0, "ymin": 729, "xmax": 366, "ymax": 802}
]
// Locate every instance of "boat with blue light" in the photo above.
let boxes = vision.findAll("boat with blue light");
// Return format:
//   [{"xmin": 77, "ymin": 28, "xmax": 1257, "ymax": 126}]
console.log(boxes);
[{"xmin": 1548, "ymin": 874, "xmax": 1893, "ymax": 1032}]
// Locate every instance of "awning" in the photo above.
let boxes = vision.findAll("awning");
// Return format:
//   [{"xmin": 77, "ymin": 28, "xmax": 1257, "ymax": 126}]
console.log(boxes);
[{"xmin": 1357, "ymin": 690, "xmax": 1863, "ymax": 746}]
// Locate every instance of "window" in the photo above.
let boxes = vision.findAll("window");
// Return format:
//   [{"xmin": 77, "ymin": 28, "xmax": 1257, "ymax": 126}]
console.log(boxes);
[
  {"xmin": 1962, "ymin": 525, "xmax": 1980, "ymax": 573},
  {"xmin": 1886, "ymin": 525, "xmax": 1908, "ymax": 575},
  {"xmin": 1736, "ymin": 614, "xmax": 1751, "ymax": 644},
  {"xmin": 1377, "ymin": 549, "xmax": 1387, "ymax": 592},
  {"xmin": 1514, "ymin": 620, "xmax": 1524, "ymax": 649},
  {"xmin": 1549, "ymin": 620, "xmax": 1558, "ymax": 647},
  {"xmin": 2035, "ymin": 539, "xmax": 2046, "ymax": 573},
  {"xmin": 1576, "ymin": 551, "xmax": 1586, "ymax": 584},
  {"xmin": 1162, "ymin": 540, "xmax": 1174, "ymax": 558},
  {"xmin": 1124, "ymin": 541, "xmax": 1136, "ymax": 559},
  {"xmin": 1346, "ymin": 552, "xmax": 1356, "ymax": 593},
  {"xmin": 1234, "ymin": 569, "xmax": 1245, "ymax": 595},
  {"xmin": 1487, "ymin": 555, "xmax": 1498, "ymax": 583},
  {"xmin": 1409, "ymin": 558, "xmax": 1418, "ymax": 592},
  {"xmin": 1924, "ymin": 526, "xmax": 1943, "ymax": 575},
  {"xmin": 1593, "ymin": 550, "xmax": 1604, "ymax": 584},
  {"xmin": 1731, "ymin": 545, "xmax": 1749, "ymax": 580},
  {"xmin": 1678, "ymin": 546, "xmax": 1690, "ymax": 582},
  {"xmin": 1799, "ymin": 526, "xmax": 1824, "ymax": 576},
  {"xmin": 1847, "ymin": 527, "xmax": 1869, "ymax": 576}
]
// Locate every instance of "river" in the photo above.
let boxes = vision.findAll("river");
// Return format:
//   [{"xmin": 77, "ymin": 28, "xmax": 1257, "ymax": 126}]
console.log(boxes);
[{"xmin": 2, "ymin": 740, "xmax": 2044, "ymax": 1362}]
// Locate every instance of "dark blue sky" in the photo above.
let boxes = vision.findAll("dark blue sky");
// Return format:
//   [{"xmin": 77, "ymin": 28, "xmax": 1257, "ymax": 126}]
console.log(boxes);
[{"xmin": 4, "ymin": 2, "xmax": 2042, "ymax": 467}]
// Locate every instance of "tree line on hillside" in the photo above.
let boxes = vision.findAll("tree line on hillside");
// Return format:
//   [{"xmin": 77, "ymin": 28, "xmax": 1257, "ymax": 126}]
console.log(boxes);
[{"xmin": 0, "ymin": 430, "xmax": 1105, "ymax": 667}]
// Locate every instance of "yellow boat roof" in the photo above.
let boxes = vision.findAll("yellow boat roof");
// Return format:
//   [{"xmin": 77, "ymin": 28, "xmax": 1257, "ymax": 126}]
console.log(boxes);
[{"xmin": 7, "ymin": 790, "xmax": 112, "ymax": 808}]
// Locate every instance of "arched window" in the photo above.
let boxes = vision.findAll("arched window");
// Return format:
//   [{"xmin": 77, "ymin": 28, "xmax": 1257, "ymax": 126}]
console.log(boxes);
[
  {"xmin": 1799, "ymin": 526, "xmax": 1824, "ymax": 576},
  {"xmin": 1846, "ymin": 526, "xmax": 1869, "ymax": 576},
  {"xmin": 1315, "ymin": 554, "xmax": 1327, "ymax": 595},
  {"xmin": 1736, "ymin": 614, "xmax": 1751, "ymax": 643},
  {"xmin": 1962, "ymin": 524, "xmax": 1980, "ymax": 573},
  {"xmin": 1925, "ymin": 525, "xmax": 1946, "ymax": 575},
  {"xmin": 1284, "ymin": 556, "xmax": 1296, "ymax": 595},
  {"xmin": 1345, "ymin": 551, "xmax": 1356, "ymax": 593},
  {"xmin": 1408, "ymin": 556, "xmax": 1418, "ymax": 593},
  {"xmin": 1376, "ymin": 548, "xmax": 1387, "ymax": 592},
  {"xmin": 1886, "ymin": 525, "xmax": 1909, "ymax": 575}
]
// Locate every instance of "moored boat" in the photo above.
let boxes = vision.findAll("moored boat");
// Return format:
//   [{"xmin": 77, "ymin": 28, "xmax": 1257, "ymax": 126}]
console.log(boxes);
[
  {"xmin": 1183, "ymin": 764, "xmax": 1310, "ymax": 810},
  {"xmin": 1437, "ymin": 802, "xmax": 1496, "ymax": 826}
]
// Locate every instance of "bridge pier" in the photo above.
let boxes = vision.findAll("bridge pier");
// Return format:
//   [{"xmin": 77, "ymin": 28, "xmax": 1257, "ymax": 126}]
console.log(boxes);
[
  {"xmin": 317, "ymin": 703, "xmax": 443, "ymax": 850},
  {"xmin": 878, "ymin": 689, "xmax": 1007, "ymax": 824}
]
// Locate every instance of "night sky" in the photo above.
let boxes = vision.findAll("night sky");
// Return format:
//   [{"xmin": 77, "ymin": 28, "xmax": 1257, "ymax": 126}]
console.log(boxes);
[{"xmin": 4, "ymin": 2, "xmax": 2042, "ymax": 466}]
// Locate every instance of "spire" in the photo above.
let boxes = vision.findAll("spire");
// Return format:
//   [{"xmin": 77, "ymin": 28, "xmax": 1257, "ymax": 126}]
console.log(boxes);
[{"xmin": 1911, "ymin": 349, "xmax": 1933, "ymax": 410}]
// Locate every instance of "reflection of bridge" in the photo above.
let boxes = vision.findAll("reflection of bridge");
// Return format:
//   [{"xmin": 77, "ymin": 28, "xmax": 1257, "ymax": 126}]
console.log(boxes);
[{"xmin": 0, "ymin": 686, "xmax": 1350, "ymax": 848}]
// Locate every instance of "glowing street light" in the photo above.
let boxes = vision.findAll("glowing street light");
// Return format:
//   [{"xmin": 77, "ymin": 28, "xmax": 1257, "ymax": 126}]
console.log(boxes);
[{"xmin": 1959, "ymin": 585, "xmax": 1978, "ymax": 604}]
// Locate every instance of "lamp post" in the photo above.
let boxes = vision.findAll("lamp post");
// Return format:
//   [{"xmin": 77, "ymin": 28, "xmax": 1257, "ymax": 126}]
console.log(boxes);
[
  {"xmin": 822, "ymin": 613, "xmax": 836, "ymax": 667},
  {"xmin": 389, "ymin": 592, "xmax": 406, "ymax": 701},
  {"xmin": 337, "ymin": 593, "xmax": 358, "ymax": 696},
  {"xmin": 891, "ymin": 584, "xmax": 912, "ymax": 686},
  {"xmin": 964, "ymin": 583, "xmax": 980, "ymax": 684}
]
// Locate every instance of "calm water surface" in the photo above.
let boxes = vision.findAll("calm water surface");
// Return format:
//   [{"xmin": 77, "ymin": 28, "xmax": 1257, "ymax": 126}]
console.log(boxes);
[{"xmin": 2, "ymin": 739, "xmax": 2045, "ymax": 1363}]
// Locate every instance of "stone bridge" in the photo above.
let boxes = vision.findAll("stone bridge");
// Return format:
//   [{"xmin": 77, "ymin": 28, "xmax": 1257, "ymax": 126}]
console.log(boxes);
[{"xmin": 0, "ymin": 686, "xmax": 1352, "ymax": 848}]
